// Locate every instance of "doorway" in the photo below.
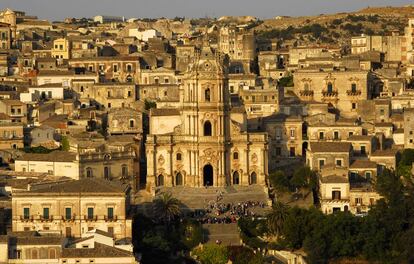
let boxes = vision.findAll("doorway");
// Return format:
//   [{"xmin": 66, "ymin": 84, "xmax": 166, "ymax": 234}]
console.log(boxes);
[{"xmin": 203, "ymin": 164, "xmax": 213, "ymax": 186}]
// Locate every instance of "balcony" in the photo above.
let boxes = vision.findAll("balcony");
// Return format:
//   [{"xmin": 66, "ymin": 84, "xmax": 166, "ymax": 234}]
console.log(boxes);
[
  {"xmin": 84, "ymin": 215, "xmax": 98, "ymax": 222},
  {"xmin": 104, "ymin": 215, "xmax": 118, "ymax": 222},
  {"xmin": 40, "ymin": 216, "xmax": 54, "ymax": 222},
  {"xmin": 322, "ymin": 90, "xmax": 338, "ymax": 97},
  {"xmin": 62, "ymin": 216, "xmax": 76, "ymax": 222},
  {"xmin": 299, "ymin": 90, "xmax": 314, "ymax": 97},
  {"xmin": 19, "ymin": 216, "xmax": 34, "ymax": 222},
  {"xmin": 346, "ymin": 90, "xmax": 362, "ymax": 96}
]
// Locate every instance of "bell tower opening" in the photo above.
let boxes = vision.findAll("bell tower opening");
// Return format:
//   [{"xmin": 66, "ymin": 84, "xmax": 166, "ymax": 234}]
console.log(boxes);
[
  {"xmin": 204, "ymin": 121, "xmax": 212, "ymax": 136},
  {"xmin": 203, "ymin": 164, "xmax": 213, "ymax": 186}
]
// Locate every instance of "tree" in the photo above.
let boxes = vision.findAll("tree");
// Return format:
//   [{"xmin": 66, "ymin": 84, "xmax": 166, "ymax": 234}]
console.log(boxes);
[
  {"xmin": 269, "ymin": 170, "xmax": 289, "ymax": 191},
  {"xmin": 192, "ymin": 244, "xmax": 229, "ymax": 264},
  {"xmin": 145, "ymin": 99, "xmax": 157, "ymax": 110},
  {"xmin": 153, "ymin": 192, "xmax": 181, "ymax": 225},
  {"xmin": 290, "ymin": 166, "xmax": 317, "ymax": 190},
  {"xmin": 60, "ymin": 136, "xmax": 70, "ymax": 151},
  {"xmin": 267, "ymin": 201, "xmax": 289, "ymax": 238},
  {"xmin": 228, "ymin": 246, "xmax": 264, "ymax": 264}
]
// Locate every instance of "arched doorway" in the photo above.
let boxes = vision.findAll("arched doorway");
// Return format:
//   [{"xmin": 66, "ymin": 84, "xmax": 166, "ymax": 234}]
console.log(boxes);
[
  {"xmin": 157, "ymin": 174, "xmax": 164, "ymax": 187},
  {"xmin": 232, "ymin": 171, "xmax": 240, "ymax": 185},
  {"xmin": 176, "ymin": 173, "xmax": 183, "ymax": 186},
  {"xmin": 249, "ymin": 172, "xmax": 257, "ymax": 185},
  {"xmin": 204, "ymin": 121, "xmax": 212, "ymax": 136},
  {"xmin": 203, "ymin": 164, "xmax": 213, "ymax": 186}
]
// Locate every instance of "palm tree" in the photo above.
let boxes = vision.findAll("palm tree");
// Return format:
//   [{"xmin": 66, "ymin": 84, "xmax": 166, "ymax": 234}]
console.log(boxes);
[
  {"xmin": 267, "ymin": 201, "xmax": 289, "ymax": 238},
  {"xmin": 153, "ymin": 192, "xmax": 181, "ymax": 224}
]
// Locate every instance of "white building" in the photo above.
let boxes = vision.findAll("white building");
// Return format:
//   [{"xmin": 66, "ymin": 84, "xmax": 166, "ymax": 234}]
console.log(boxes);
[{"xmin": 128, "ymin": 29, "xmax": 161, "ymax": 41}]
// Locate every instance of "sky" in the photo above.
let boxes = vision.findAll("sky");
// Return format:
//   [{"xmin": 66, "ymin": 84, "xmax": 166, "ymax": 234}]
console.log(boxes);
[{"xmin": 0, "ymin": 0, "xmax": 413, "ymax": 21}]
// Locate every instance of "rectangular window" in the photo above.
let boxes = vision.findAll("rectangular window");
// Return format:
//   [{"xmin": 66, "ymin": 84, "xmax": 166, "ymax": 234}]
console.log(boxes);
[
  {"xmin": 87, "ymin": 207, "xmax": 94, "ymax": 219},
  {"xmin": 275, "ymin": 147, "xmax": 281, "ymax": 156},
  {"xmin": 65, "ymin": 208, "xmax": 72, "ymax": 220},
  {"xmin": 361, "ymin": 145, "xmax": 366, "ymax": 155},
  {"xmin": 332, "ymin": 191, "xmax": 341, "ymax": 200},
  {"xmin": 334, "ymin": 131, "xmax": 339, "ymax": 140},
  {"xmin": 107, "ymin": 207, "xmax": 114, "ymax": 219},
  {"xmin": 365, "ymin": 171, "xmax": 372, "ymax": 181},
  {"xmin": 43, "ymin": 208, "xmax": 49, "ymax": 220},
  {"xmin": 113, "ymin": 64, "xmax": 118, "ymax": 72},
  {"xmin": 23, "ymin": 208, "xmax": 30, "ymax": 219},
  {"xmin": 355, "ymin": 197, "xmax": 362, "ymax": 204},
  {"xmin": 319, "ymin": 159, "xmax": 325, "ymax": 169},
  {"xmin": 336, "ymin": 159, "xmax": 342, "ymax": 166},
  {"xmin": 290, "ymin": 129, "xmax": 295, "ymax": 138},
  {"xmin": 319, "ymin": 132, "xmax": 324, "ymax": 140}
]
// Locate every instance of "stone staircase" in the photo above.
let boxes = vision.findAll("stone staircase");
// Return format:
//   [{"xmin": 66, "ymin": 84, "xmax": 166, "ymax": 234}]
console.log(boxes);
[{"xmin": 202, "ymin": 223, "xmax": 241, "ymax": 246}]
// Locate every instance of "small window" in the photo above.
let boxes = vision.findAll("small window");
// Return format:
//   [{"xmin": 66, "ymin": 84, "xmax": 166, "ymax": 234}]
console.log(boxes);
[
  {"xmin": 65, "ymin": 208, "xmax": 72, "ymax": 220},
  {"xmin": 23, "ymin": 208, "xmax": 30, "ymax": 219},
  {"xmin": 87, "ymin": 207, "xmax": 94, "ymax": 219},
  {"xmin": 319, "ymin": 132, "xmax": 324, "ymax": 140},
  {"xmin": 43, "ymin": 208, "xmax": 49, "ymax": 220},
  {"xmin": 176, "ymin": 153, "xmax": 182, "ymax": 161},
  {"xmin": 351, "ymin": 83, "xmax": 357, "ymax": 92},
  {"xmin": 319, "ymin": 159, "xmax": 325, "ymax": 169},
  {"xmin": 336, "ymin": 159, "xmax": 342, "ymax": 166},
  {"xmin": 233, "ymin": 152, "xmax": 239, "ymax": 160},
  {"xmin": 334, "ymin": 131, "xmax": 339, "ymax": 140},
  {"xmin": 352, "ymin": 103, "xmax": 356, "ymax": 109},
  {"xmin": 205, "ymin": 88, "xmax": 211, "ymax": 102},
  {"xmin": 107, "ymin": 207, "xmax": 114, "ymax": 219}
]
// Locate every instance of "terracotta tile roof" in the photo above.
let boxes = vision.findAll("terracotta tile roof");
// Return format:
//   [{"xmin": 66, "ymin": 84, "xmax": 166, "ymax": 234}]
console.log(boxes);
[
  {"xmin": 320, "ymin": 175, "xmax": 349, "ymax": 184},
  {"xmin": 15, "ymin": 178, "xmax": 127, "ymax": 195},
  {"xmin": 61, "ymin": 242, "xmax": 133, "ymax": 258},
  {"xmin": 17, "ymin": 151, "xmax": 77, "ymax": 162},
  {"xmin": 150, "ymin": 108, "xmax": 180, "ymax": 116},
  {"xmin": 350, "ymin": 160, "xmax": 377, "ymax": 169},
  {"xmin": 370, "ymin": 149, "xmax": 397, "ymax": 157},
  {"xmin": 310, "ymin": 142, "xmax": 351, "ymax": 153}
]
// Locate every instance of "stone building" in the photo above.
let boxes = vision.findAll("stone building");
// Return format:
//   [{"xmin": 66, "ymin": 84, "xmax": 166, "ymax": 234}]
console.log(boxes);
[
  {"xmin": 51, "ymin": 38, "xmax": 71, "ymax": 60},
  {"xmin": 12, "ymin": 178, "xmax": 132, "ymax": 240},
  {"xmin": 0, "ymin": 115, "xmax": 24, "ymax": 149},
  {"xmin": 0, "ymin": 99, "xmax": 27, "ymax": 123},
  {"xmin": 69, "ymin": 56, "xmax": 141, "ymax": 83},
  {"xmin": 218, "ymin": 26, "xmax": 255, "ymax": 61},
  {"xmin": 404, "ymin": 108, "xmax": 414, "ymax": 149},
  {"xmin": 0, "ymin": 22, "xmax": 11, "ymax": 50},
  {"xmin": 146, "ymin": 46, "xmax": 268, "ymax": 188},
  {"xmin": 106, "ymin": 107, "xmax": 143, "ymax": 136},
  {"xmin": 92, "ymin": 83, "xmax": 136, "ymax": 110},
  {"xmin": 293, "ymin": 69, "xmax": 374, "ymax": 118},
  {"xmin": 307, "ymin": 142, "xmax": 352, "ymax": 170}
]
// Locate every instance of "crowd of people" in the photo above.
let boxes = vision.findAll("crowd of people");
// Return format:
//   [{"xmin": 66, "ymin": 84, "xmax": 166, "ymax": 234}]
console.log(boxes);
[{"xmin": 185, "ymin": 200, "xmax": 266, "ymax": 224}]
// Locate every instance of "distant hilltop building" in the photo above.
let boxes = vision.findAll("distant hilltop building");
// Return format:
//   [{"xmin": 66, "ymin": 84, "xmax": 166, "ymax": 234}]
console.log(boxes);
[{"xmin": 93, "ymin": 15, "xmax": 124, "ymax": 24}]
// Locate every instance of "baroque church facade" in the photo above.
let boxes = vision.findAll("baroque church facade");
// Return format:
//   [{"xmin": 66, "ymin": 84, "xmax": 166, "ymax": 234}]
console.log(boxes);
[{"xmin": 145, "ymin": 46, "xmax": 268, "ymax": 188}]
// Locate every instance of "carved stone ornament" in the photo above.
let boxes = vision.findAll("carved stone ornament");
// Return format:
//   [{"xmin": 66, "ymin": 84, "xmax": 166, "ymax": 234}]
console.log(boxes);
[
  {"xmin": 251, "ymin": 153, "xmax": 258, "ymax": 164},
  {"xmin": 158, "ymin": 155, "xmax": 165, "ymax": 166}
]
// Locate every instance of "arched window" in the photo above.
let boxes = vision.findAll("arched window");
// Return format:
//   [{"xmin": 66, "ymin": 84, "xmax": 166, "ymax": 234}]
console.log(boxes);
[
  {"xmin": 176, "ymin": 153, "xmax": 182, "ymax": 161},
  {"xmin": 233, "ymin": 152, "xmax": 239, "ymax": 160},
  {"xmin": 327, "ymin": 82, "xmax": 333, "ymax": 93},
  {"xmin": 205, "ymin": 88, "xmax": 211, "ymax": 102},
  {"xmin": 122, "ymin": 165, "xmax": 128, "ymax": 178},
  {"xmin": 86, "ymin": 167, "xmax": 93, "ymax": 178},
  {"xmin": 204, "ymin": 121, "xmax": 212, "ymax": 136}
]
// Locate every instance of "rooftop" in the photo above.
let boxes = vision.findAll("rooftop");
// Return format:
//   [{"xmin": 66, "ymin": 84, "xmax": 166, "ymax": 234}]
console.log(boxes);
[{"xmin": 310, "ymin": 142, "xmax": 352, "ymax": 153}]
